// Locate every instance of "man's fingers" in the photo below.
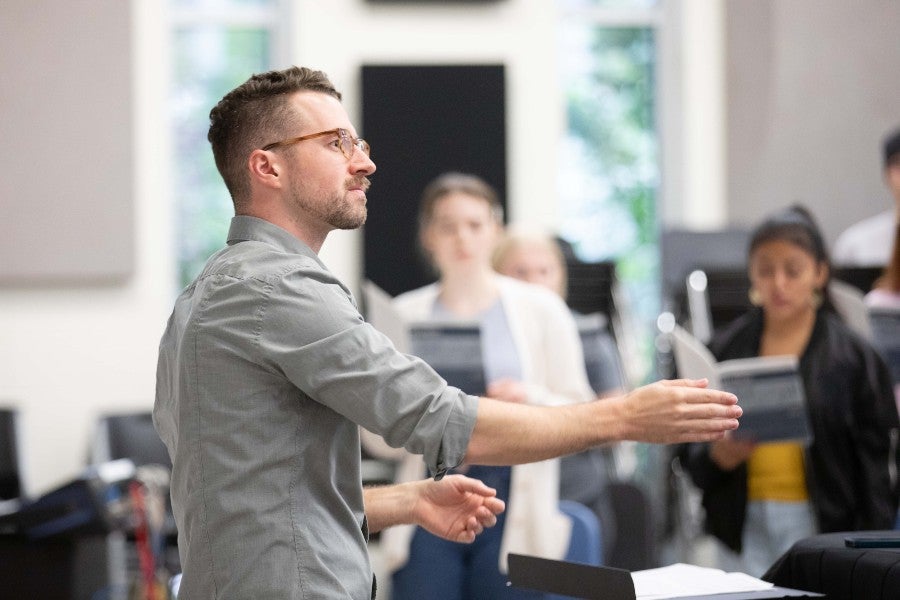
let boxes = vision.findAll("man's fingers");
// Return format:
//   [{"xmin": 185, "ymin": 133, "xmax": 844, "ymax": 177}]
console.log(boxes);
[
  {"xmin": 449, "ymin": 474, "xmax": 498, "ymax": 497},
  {"xmin": 483, "ymin": 497, "xmax": 505, "ymax": 515},
  {"xmin": 684, "ymin": 401, "xmax": 742, "ymax": 420},
  {"xmin": 475, "ymin": 506, "xmax": 499, "ymax": 527},
  {"xmin": 660, "ymin": 379, "xmax": 740, "ymax": 407},
  {"xmin": 660, "ymin": 377, "xmax": 709, "ymax": 389}
]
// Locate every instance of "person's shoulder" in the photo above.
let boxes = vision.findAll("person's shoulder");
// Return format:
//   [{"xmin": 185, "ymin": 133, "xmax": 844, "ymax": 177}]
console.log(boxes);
[
  {"xmin": 838, "ymin": 209, "xmax": 893, "ymax": 237},
  {"xmin": 865, "ymin": 288, "xmax": 900, "ymax": 309},
  {"xmin": 202, "ymin": 239, "xmax": 323, "ymax": 285},
  {"xmin": 833, "ymin": 209, "xmax": 894, "ymax": 264},
  {"xmin": 812, "ymin": 311, "xmax": 895, "ymax": 383},
  {"xmin": 818, "ymin": 310, "xmax": 883, "ymax": 364},
  {"xmin": 497, "ymin": 275, "xmax": 571, "ymax": 314},
  {"xmin": 392, "ymin": 283, "xmax": 439, "ymax": 313}
]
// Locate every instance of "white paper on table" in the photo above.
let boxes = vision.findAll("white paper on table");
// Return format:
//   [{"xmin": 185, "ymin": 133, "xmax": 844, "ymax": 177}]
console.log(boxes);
[{"xmin": 631, "ymin": 563, "xmax": 774, "ymax": 600}]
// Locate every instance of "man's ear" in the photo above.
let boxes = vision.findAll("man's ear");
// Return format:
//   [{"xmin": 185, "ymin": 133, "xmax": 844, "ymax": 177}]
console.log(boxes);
[{"xmin": 248, "ymin": 149, "xmax": 281, "ymax": 189}]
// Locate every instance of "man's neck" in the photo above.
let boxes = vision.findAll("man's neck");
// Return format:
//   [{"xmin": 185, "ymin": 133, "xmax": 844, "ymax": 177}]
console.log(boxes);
[{"xmin": 239, "ymin": 207, "xmax": 329, "ymax": 254}]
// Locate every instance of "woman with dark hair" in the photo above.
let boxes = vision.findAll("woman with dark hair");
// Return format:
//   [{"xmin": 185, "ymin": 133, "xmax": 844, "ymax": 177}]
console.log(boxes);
[{"xmin": 681, "ymin": 205, "xmax": 899, "ymax": 577}]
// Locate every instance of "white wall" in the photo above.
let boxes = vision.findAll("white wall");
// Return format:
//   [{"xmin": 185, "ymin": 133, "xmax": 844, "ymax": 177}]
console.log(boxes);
[
  {"xmin": 292, "ymin": 0, "xmax": 566, "ymax": 285},
  {"xmin": 0, "ymin": 0, "xmax": 571, "ymax": 496},
  {"xmin": 5, "ymin": 0, "xmax": 894, "ymax": 495},
  {"xmin": 725, "ymin": 0, "xmax": 900, "ymax": 245},
  {"xmin": 0, "ymin": 1, "xmax": 173, "ymax": 494}
]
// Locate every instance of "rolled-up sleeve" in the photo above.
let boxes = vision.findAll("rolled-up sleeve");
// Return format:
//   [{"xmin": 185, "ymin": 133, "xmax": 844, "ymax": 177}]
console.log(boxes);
[{"xmin": 259, "ymin": 265, "xmax": 478, "ymax": 477}]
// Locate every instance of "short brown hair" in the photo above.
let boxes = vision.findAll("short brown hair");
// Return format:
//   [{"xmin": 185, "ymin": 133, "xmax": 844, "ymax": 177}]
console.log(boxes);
[
  {"xmin": 418, "ymin": 172, "xmax": 504, "ymax": 234},
  {"xmin": 207, "ymin": 66, "xmax": 341, "ymax": 210}
]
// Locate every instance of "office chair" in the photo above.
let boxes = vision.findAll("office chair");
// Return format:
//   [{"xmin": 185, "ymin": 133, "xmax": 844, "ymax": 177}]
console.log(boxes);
[
  {"xmin": 0, "ymin": 407, "xmax": 23, "ymax": 504},
  {"xmin": 89, "ymin": 411, "xmax": 180, "ymax": 578},
  {"xmin": 90, "ymin": 411, "xmax": 170, "ymax": 470},
  {"xmin": 543, "ymin": 500, "xmax": 604, "ymax": 600}
]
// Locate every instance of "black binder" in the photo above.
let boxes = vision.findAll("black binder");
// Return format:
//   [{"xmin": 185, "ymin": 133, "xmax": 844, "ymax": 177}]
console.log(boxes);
[{"xmin": 506, "ymin": 553, "xmax": 824, "ymax": 600}]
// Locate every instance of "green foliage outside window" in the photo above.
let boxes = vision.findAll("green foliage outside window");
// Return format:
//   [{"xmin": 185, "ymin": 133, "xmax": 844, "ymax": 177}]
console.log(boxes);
[
  {"xmin": 559, "ymin": 22, "xmax": 659, "ymax": 384},
  {"xmin": 172, "ymin": 27, "xmax": 271, "ymax": 287}
]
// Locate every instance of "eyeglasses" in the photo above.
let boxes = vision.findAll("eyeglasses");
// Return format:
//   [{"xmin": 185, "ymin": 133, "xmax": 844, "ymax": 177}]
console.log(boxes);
[{"xmin": 262, "ymin": 128, "xmax": 370, "ymax": 160}]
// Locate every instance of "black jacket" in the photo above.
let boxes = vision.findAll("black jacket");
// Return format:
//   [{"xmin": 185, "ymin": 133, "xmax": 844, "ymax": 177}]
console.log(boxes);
[{"xmin": 681, "ymin": 308, "xmax": 899, "ymax": 553}]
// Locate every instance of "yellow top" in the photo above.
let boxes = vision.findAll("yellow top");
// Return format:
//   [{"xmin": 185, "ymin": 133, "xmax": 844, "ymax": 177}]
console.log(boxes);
[{"xmin": 747, "ymin": 442, "xmax": 809, "ymax": 501}]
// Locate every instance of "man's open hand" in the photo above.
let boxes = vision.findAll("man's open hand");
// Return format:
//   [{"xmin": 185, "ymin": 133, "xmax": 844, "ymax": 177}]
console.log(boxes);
[{"xmin": 413, "ymin": 474, "xmax": 506, "ymax": 543}]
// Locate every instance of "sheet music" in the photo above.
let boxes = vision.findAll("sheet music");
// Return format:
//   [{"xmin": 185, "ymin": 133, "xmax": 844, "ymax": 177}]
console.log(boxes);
[
  {"xmin": 361, "ymin": 280, "xmax": 410, "ymax": 354},
  {"xmin": 575, "ymin": 312, "xmax": 625, "ymax": 393},
  {"xmin": 362, "ymin": 281, "xmax": 488, "ymax": 395},
  {"xmin": 670, "ymin": 326, "xmax": 812, "ymax": 443},
  {"xmin": 408, "ymin": 321, "xmax": 487, "ymax": 395},
  {"xmin": 829, "ymin": 279, "xmax": 873, "ymax": 340},
  {"xmin": 632, "ymin": 563, "xmax": 773, "ymax": 600}
]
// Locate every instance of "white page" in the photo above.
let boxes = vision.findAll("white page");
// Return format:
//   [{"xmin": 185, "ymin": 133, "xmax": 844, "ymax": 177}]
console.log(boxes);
[
  {"xmin": 829, "ymin": 279, "xmax": 872, "ymax": 340},
  {"xmin": 669, "ymin": 325, "xmax": 721, "ymax": 387},
  {"xmin": 361, "ymin": 280, "xmax": 410, "ymax": 354},
  {"xmin": 670, "ymin": 327, "xmax": 810, "ymax": 443},
  {"xmin": 631, "ymin": 563, "xmax": 773, "ymax": 600}
]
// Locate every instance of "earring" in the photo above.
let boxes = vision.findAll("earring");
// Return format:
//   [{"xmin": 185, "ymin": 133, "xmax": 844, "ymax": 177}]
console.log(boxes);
[
  {"xmin": 811, "ymin": 289, "xmax": 823, "ymax": 309},
  {"xmin": 748, "ymin": 288, "xmax": 763, "ymax": 306}
]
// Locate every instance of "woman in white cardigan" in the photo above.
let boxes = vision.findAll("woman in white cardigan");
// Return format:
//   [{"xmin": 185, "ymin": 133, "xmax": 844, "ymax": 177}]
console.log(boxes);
[{"xmin": 362, "ymin": 172, "xmax": 595, "ymax": 600}]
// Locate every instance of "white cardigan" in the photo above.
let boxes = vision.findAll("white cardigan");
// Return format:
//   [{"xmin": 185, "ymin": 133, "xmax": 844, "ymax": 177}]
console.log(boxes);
[{"xmin": 362, "ymin": 275, "xmax": 595, "ymax": 572}]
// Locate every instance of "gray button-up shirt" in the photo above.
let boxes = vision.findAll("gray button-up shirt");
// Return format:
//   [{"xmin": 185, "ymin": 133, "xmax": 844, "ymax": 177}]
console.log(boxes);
[{"xmin": 154, "ymin": 216, "xmax": 478, "ymax": 599}]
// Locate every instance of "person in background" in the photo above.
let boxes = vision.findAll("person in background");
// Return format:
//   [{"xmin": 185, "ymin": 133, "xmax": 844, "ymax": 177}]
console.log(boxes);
[
  {"xmin": 680, "ymin": 205, "xmax": 899, "ymax": 578},
  {"xmin": 363, "ymin": 173, "xmax": 597, "ymax": 599},
  {"xmin": 155, "ymin": 65, "xmax": 742, "ymax": 600},
  {"xmin": 492, "ymin": 226, "xmax": 624, "ymax": 559},
  {"xmin": 866, "ymin": 221, "xmax": 900, "ymax": 309},
  {"xmin": 865, "ymin": 221, "xmax": 900, "ymax": 411},
  {"xmin": 833, "ymin": 126, "xmax": 900, "ymax": 267}
]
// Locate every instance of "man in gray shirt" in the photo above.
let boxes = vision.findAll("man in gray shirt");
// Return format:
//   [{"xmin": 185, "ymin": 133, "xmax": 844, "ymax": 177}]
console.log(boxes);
[{"xmin": 155, "ymin": 66, "xmax": 741, "ymax": 599}]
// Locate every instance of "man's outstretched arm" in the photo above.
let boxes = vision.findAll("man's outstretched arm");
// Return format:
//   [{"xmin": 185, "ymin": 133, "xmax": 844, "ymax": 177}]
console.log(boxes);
[
  {"xmin": 465, "ymin": 378, "xmax": 742, "ymax": 465},
  {"xmin": 364, "ymin": 474, "xmax": 505, "ymax": 542}
]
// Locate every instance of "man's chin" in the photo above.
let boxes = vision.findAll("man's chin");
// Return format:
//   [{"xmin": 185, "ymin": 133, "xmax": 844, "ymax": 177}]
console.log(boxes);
[{"xmin": 331, "ymin": 210, "xmax": 367, "ymax": 231}]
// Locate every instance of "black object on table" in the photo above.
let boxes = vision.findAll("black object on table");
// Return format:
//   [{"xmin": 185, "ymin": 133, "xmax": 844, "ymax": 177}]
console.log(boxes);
[{"xmin": 764, "ymin": 530, "xmax": 900, "ymax": 600}]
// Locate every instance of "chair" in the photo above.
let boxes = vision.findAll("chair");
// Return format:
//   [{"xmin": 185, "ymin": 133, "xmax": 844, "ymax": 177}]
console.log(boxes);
[
  {"xmin": 0, "ymin": 407, "xmax": 23, "ymax": 504},
  {"xmin": 659, "ymin": 227, "xmax": 752, "ymax": 314},
  {"xmin": 605, "ymin": 481, "xmax": 656, "ymax": 571},
  {"xmin": 543, "ymin": 500, "xmax": 603, "ymax": 600},
  {"xmin": 89, "ymin": 411, "xmax": 180, "ymax": 578},
  {"xmin": 90, "ymin": 411, "xmax": 170, "ymax": 470},
  {"xmin": 832, "ymin": 265, "xmax": 884, "ymax": 294},
  {"xmin": 828, "ymin": 278, "xmax": 873, "ymax": 340},
  {"xmin": 559, "ymin": 500, "xmax": 603, "ymax": 566},
  {"xmin": 557, "ymin": 247, "xmax": 643, "ymax": 388}
]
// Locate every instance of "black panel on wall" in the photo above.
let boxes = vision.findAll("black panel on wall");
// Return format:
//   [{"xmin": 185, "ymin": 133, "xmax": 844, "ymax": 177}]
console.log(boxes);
[{"xmin": 361, "ymin": 65, "xmax": 506, "ymax": 298}]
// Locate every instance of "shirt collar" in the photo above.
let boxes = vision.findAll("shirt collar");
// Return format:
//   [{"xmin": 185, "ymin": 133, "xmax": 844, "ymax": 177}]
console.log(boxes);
[{"xmin": 227, "ymin": 216, "xmax": 321, "ymax": 263}]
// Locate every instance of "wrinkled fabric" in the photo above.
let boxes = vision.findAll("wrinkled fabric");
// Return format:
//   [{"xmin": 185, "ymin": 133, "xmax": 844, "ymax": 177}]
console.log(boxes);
[{"xmin": 154, "ymin": 216, "xmax": 477, "ymax": 599}]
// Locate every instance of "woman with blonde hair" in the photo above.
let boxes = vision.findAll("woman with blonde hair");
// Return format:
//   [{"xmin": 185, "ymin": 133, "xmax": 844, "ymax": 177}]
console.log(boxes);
[
  {"xmin": 493, "ymin": 225, "xmax": 625, "ymax": 563},
  {"xmin": 364, "ymin": 173, "xmax": 595, "ymax": 599}
]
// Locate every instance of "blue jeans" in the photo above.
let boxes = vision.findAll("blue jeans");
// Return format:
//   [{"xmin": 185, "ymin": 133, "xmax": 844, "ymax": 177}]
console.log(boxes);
[
  {"xmin": 391, "ymin": 465, "xmax": 543, "ymax": 600},
  {"xmin": 715, "ymin": 500, "xmax": 817, "ymax": 578}
]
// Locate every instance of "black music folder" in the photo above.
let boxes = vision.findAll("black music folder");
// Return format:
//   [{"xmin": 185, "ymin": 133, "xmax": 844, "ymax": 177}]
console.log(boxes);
[
  {"xmin": 506, "ymin": 554, "xmax": 824, "ymax": 599},
  {"xmin": 507, "ymin": 553, "xmax": 634, "ymax": 599}
]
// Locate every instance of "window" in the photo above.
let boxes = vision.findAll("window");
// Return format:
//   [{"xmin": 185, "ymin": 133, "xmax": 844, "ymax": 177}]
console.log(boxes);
[
  {"xmin": 169, "ymin": 0, "xmax": 284, "ymax": 287},
  {"xmin": 558, "ymin": 0, "xmax": 663, "ymax": 385}
]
